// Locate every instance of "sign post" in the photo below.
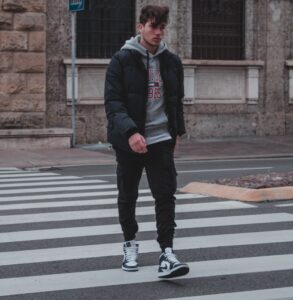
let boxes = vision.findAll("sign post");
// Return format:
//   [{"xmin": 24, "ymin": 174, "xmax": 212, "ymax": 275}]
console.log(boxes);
[{"xmin": 69, "ymin": 0, "xmax": 85, "ymax": 147}]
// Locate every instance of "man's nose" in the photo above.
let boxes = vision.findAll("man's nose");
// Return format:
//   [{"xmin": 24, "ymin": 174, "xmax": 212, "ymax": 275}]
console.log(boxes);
[{"xmin": 154, "ymin": 28, "xmax": 163, "ymax": 35}]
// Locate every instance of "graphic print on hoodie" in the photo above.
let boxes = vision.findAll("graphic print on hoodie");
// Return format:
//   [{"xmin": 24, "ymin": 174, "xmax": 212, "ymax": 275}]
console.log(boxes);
[
  {"xmin": 121, "ymin": 35, "xmax": 172, "ymax": 145},
  {"xmin": 148, "ymin": 67, "xmax": 162, "ymax": 100}
]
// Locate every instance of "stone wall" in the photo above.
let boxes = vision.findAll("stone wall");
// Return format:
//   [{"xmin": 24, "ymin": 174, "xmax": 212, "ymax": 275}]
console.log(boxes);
[
  {"xmin": 184, "ymin": 0, "xmax": 293, "ymax": 139},
  {"xmin": 46, "ymin": 2, "xmax": 107, "ymax": 144},
  {"xmin": 0, "ymin": 0, "xmax": 46, "ymax": 129},
  {"xmin": 284, "ymin": 0, "xmax": 293, "ymax": 134},
  {"xmin": 255, "ymin": 0, "xmax": 292, "ymax": 136},
  {"xmin": 45, "ymin": 2, "xmax": 71, "ymax": 133}
]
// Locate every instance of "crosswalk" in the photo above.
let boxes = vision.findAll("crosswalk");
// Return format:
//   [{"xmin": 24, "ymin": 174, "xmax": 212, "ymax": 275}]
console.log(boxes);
[{"xmin": 0, "ymin": 168, "xmax": 293, "ymax": 299}]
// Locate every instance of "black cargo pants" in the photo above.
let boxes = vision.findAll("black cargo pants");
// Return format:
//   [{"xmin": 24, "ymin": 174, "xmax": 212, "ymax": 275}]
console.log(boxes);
[{"xmin": 115, "ymin": 139, "xmax": 177, "ymax": 251}]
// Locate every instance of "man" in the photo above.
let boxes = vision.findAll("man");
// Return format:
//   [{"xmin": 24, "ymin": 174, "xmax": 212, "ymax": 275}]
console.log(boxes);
[{"xmin": 104, "ymin": 5, "xmax": 189, "ymax": 279}]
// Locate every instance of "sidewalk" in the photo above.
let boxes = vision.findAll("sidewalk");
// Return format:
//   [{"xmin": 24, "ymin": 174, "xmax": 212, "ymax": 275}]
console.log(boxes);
[{"xmin": 1, "ymin": 135, "xmax": 293, "ymax": 169}]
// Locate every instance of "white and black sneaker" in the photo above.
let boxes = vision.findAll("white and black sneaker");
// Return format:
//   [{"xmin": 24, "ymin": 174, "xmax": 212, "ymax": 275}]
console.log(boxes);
[
  {"xmin": 158, "ymin": 247, "xmax": 189, "ymax": 278},
  {"xmin": 122, "ymin": 240, "xmax": 139, "ymax": 271}
]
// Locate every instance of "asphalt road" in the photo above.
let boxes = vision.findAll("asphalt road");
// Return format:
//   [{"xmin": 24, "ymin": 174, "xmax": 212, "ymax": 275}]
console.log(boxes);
[
  {"xmin": 47, "ymin": 156, "xmax": 293, "ymax": 186},
  {"xmin": 0, "ymin": 157, "xmax": 293, "ymax": 299}
]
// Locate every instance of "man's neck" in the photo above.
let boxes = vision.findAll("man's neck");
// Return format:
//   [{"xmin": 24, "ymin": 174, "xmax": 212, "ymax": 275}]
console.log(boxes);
[{"xmin": 140, "ymin": 37, "xmax": 158, "ymax": 54}]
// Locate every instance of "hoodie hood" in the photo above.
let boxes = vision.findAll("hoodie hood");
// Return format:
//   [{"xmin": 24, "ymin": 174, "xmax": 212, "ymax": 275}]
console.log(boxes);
[{"xmin": 121, "ymin": 35, "xmax": 167, "ymax": 57}]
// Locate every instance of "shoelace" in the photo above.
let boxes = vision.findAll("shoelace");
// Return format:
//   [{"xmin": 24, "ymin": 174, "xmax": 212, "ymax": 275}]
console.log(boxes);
[
  {"xmin": 124, "ymin": 246, "xmax": 138, "ymax": 262},
  {"xmin": 164, "ymin": 252, "xmax": 180, "ymax": 264}
]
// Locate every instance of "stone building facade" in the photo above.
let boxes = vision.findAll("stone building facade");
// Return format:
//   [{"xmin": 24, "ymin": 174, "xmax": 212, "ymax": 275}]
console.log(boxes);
[
  {"xmin": 0, "ymin": 0, "xmax": 293, "ymax": 147},
  {"xmin": 0, "ymin": 0, "xmax": 71, "ymax": 149}
]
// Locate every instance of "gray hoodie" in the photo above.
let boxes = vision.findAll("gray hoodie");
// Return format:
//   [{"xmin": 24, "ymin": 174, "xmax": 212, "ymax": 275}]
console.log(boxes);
[{"xmin": 121, "ymin": 35, "xmax": 171, "ymax": 145}]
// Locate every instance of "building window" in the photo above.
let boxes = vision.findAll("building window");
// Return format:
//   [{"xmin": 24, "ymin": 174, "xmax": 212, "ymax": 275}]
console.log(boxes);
[
  {"xmin": 192, "ymin": 0, "xmax": 245, "ymax": 60},
  {"xmin": 77, "ymin": 0, "xmax": 135, "ymax": 58}
]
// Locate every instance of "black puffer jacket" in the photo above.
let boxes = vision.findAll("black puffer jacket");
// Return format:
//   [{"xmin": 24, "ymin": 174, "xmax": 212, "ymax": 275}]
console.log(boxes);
[{"xmin": 104, "ymin": 49, "xmax": 186, "ymax": 152}]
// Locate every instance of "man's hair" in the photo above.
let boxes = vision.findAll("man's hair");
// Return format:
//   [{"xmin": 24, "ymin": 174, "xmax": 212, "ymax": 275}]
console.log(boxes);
[{"xmin": 139, "ymin": 5, "xmax": 169, "ymax": 27}]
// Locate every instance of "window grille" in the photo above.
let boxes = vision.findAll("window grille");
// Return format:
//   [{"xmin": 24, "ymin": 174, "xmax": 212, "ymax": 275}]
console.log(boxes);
[
  {"xmin": 77, "ymin": 0, "xmax": 135, "ymax": 58},
  {"xmin": 192, "ymin": 0, "xmax": 245, "ymax": 60}
]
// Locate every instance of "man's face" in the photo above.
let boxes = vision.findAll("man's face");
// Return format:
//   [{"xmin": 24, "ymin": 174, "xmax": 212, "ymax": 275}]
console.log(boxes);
[{"xmin": 138, "ymin": 19, "xmax": 166, "ymax": 47}]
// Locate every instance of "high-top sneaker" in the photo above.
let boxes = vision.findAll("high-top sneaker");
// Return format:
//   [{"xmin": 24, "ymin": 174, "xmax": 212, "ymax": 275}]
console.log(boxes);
[
  {"xmin": 158, "ymin": 247, "xmax": 189, "ymax": 278},
  {"xmin": 122, "ymin": 240, "xmax": 139, "ymax": 271}
]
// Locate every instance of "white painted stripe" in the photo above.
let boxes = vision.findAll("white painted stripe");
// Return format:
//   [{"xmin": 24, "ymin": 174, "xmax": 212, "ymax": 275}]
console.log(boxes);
[
  {"xmin": 0, "ymin": 201, "xmax": 252, "ymax": 225},
  {"xmin": 0, "ymin": 173, "xmax": 59, "ymax": 178},
  {"xmin": 82, "ymin": 174, "xmax": 117, "ymax": 178},
  {"xmin": 0, "ymin": 189, "xmax": 152, "ymax": 202},
  {"xmin": 0, "ymin": 168, "xmax": 19, "ymax": 171},
  {"xmin": 0, "ymin": 254, "xmax": 292, "ymax": 296},
  {"xmin": 176, "ymin": 157, "xmax": 293, "ymax": 165},
  {"xmin": 0, "ymin": 194, "xmax": 200, "ymax": 210},
  {"xmin": 0, "ymin": 184, "xmax": 116, "ymax": 195},
  {"xmin": 0, "ymin": 230, "xmax": 293, "ymax": 266},
  {"xmin": 1, "ymin": 213, "xmax": 291, "ymax": 243},
  {"xmin": 276, "ymin": 203, "xmax": 293, "ymax": 207},
  {"xmin": 1, "ymin": 229, "xmax": 290, "ymax": 266},
  {"xmin": 0, "ymin": 179, "xmax": 106, "ymax": 188},
  {"xmin": 0, "ymin": 170, "xmax": 38, "ymax": 174},
  {"xmin": 177, "ymin": 167, "xmax": 273, "ymax": 174},
  {"xmin": 81, "ymin": 167, "xmax": 273, "ymax": 178},
  {"xmin": 176, "ymin": 157, "xmax": 293, "ymax": 163},
  {"xmin": 162, "ymin": 287, "xmax": 293, "ymax": 300},
  {"xmin": 0, "ymin": 176, "xmax": 80, "ymax": 183}
]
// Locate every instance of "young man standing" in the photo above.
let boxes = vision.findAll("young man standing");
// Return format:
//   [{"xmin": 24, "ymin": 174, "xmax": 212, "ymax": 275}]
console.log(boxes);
[{"xmin": 104, "ymin": 5, "xmax": 189, "ymax": 279}]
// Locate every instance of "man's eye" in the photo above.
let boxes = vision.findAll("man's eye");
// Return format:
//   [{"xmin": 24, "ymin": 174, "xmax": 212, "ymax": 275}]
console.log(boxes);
[{"xmin": 150, "ymin": 24, "xmax": 165, "ymax": 30}]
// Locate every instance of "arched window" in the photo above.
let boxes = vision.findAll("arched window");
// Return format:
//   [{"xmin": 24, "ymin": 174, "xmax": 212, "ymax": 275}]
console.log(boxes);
[
  {"xmin": 192, "ymin": 0, "xmax": 245, "ymax": 60},
  {"xmin": 76, "ymin": 0, "xmax": 135, "ymax": 58}
]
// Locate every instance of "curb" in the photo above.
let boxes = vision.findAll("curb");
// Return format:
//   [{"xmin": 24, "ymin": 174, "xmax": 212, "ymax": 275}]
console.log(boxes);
[{"xmin": 180, "ymin": 182, "xmax": 293, "ymax": 202}]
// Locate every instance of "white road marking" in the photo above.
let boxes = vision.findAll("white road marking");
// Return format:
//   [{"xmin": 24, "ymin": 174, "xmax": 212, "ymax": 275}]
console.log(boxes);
[
  {"xmin": 162, "ymin": 287, "xmax": 293, "ymax": 300},
  {"xmin": 276, "ymin": 203, "xmax": 293, "ymax": 207},
  {"xmin": 0, "ymin": 176, "xmax": 80, "ymax": 183},
  {"xmin": 0, "ymin": 254, "xmax": 292, "ymax": 296},
  {"xmin": 82, "ymin": 174, "xmax": 120, "ymax": 178},
  {"xmin": 0, "ymin": 173, "xmax": 60, "ymax": 178},
  {"xmin": 0, "ymin": 213, "xmax": 291, "ymax": 243},
  {"xmin": 0, "ymin": 189, "xmax": 151, "ymax": 202},
  {"xmin": 176, "ymin": 167, "xmax": 272, "ymax": 174},
  {"xmin": 82, "ymin": 167, "xmax": 273, "ymax": 177},
  {"xmin": 0, "ymin": 194, "xmax": 200, "ymax": 210},
  {"xmin": 0, "ymin": 170, "xmax": 39, "ymax": 174},
  {"xmin": 176, "ymin": 157, "xmax": 293, "ymax": 163},
  {"xmin": 0, "ymin": 184, "xmax": 116, "ymax": 195},
  {"xmin": 0, "ymin": 201, "xmax": 253, "ymax": 225},
  {"xmin": 0, "ymin": 179, "xmax": 106, "ymax": 188},
  {"xmin": 1, "ymin": 229, "xmax": 291, "ymax": 266}
]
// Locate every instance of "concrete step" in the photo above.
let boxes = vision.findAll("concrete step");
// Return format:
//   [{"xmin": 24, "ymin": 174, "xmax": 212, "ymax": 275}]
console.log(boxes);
[{"xmin": 0, "ymin": 128, "xmax": 72, "ymax": 150}]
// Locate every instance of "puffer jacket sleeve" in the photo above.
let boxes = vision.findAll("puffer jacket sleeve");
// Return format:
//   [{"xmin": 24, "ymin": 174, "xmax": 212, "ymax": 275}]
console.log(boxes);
[
  {"xmin": 176, "ymin": 57, "xmax": 186, "ymax": 136},
  {"xmin": 104, "ymin": 53, "xmax": 138, "ymax": 149}
]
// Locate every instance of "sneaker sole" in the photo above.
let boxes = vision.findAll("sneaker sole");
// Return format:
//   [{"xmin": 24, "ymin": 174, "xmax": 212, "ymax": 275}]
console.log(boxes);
[
  {"xmin": 158, "ymin": 265, "xmax": 189, "ymax": 279},
  {"xmin": 122, "ymin": 265, "xmax": 139, "ymax": 272}
]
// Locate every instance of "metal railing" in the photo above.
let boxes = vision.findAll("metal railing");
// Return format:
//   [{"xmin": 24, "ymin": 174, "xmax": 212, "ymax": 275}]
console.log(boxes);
[
  {"xmin": 76, "ymin": 0, "xmax": 135, "ymax": 58},
  {"xmin": 192, "ymin": 0, "xmax": 245, "ymax": 60}
]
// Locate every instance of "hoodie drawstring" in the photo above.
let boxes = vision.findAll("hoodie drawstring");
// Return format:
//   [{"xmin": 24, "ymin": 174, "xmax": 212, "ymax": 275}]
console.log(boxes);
[
  {"xmin": 146, "ymin": 50, "xmax": 149, "ymax": 78},
  {"xmin": 146, "ymin": 49, "xmax": 150, "ymax": 99}
]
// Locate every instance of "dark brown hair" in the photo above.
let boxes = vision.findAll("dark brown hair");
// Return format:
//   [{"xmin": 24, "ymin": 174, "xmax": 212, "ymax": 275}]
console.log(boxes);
[{"xmin": 139, "ymin": 5, "xmax": 169, "ymax": 27}]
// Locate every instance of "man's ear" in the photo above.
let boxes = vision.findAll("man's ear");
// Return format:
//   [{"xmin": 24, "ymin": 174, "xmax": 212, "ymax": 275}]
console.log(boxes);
[{"xmin": 137, "ymin": 23, "xmax": 143, "ymax": 33}]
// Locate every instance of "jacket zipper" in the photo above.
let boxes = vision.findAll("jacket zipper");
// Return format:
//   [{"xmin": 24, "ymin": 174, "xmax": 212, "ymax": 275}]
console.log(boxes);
[
  {"xmin": 159, "ymin": 53, "xmax": 172, "ymax": 136},
  {"xmin": 141, "ymin": 50, "xmax": 149, "ymax": 136}
]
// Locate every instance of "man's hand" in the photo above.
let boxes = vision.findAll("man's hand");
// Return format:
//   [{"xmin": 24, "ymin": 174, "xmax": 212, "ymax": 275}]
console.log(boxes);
[{"xmin": 128, "ymin": 133, "xmax": 148, "ymax": 153}]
